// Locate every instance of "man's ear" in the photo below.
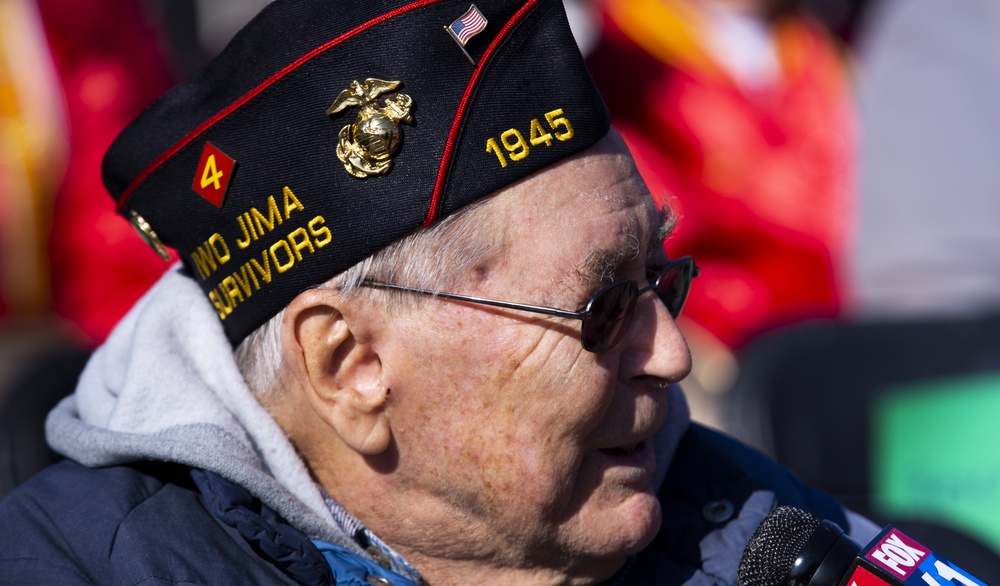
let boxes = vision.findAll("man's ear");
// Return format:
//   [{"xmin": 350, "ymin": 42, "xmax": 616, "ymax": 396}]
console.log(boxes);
[{"xmin": 281, "ymin": 288, "xmax": 391, "ymax": 456}]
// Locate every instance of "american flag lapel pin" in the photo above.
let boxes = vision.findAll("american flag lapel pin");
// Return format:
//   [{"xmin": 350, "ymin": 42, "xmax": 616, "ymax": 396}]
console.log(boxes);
[{"xmin": 444, "ymin": 4, "xmax": 488, "ymax": 65}]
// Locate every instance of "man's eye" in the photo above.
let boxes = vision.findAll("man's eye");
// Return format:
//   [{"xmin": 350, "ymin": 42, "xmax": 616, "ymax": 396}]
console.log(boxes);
[{"xmin": 646, "ymin": 266, "xmax": 666, "ymax": 283}]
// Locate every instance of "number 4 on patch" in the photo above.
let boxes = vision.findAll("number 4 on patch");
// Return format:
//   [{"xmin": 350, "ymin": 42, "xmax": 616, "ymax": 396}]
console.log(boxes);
[{"xmin": 192, "ymin": 142, "xmax": 237, "ymax": 208}]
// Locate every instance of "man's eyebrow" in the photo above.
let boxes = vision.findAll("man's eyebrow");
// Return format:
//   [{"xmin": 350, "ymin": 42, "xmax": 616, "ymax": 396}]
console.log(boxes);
[
  {"xmin": 576, "ymin": 243, "xmax": 637, "ymax": 290},
  {"xmin": 572, "ymin": 210, "xmax": 675, "ymax": 291},
  {"xmin": 654, "ymin": 210, "xmax": 675, "ymax": 248}
]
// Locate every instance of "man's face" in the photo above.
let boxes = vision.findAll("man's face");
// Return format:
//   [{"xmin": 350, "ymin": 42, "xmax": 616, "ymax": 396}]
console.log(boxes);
[{"xmin": 371, "ymin": 133, "xmax": 692, "ymax": 581}]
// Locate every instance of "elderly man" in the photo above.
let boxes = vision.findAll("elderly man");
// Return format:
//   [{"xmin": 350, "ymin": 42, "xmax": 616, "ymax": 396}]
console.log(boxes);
[{"xmin": 0, "ymin": 0, "xmax": 876, "ymax": 584}]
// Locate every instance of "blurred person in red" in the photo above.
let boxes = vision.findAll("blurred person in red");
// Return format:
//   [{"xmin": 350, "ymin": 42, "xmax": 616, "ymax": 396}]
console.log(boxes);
[
  {"xmin": 587, "ymin": 0, "xmax": 855, "ymax": 351},
  {"xmin": 0, "ymin": 0, "xmax": 175, "ymax": 347}
]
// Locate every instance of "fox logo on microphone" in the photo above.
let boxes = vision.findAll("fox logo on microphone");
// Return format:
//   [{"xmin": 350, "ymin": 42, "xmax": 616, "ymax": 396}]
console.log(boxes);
[{"xmin": 866, "ymin": 531, "xmax": 927, "ymax": 578}]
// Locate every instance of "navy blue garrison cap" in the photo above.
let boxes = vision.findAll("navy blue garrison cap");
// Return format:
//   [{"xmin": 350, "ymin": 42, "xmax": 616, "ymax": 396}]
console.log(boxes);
[{"xmin": 103, "ymin": 0, "xmax": 611, "ymax": 345}]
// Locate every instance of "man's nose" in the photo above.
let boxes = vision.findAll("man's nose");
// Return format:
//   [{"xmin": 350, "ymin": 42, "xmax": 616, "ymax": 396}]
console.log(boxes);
[{"xmin": 620, "ymin": 292, "xmax": 692, "ymax": 385}]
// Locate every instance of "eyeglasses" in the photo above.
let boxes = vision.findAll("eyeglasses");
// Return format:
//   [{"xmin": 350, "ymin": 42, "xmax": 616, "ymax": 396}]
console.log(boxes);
[{"xmin": 360, "ymin": 256, "xmax": 699, "ymax": 353}]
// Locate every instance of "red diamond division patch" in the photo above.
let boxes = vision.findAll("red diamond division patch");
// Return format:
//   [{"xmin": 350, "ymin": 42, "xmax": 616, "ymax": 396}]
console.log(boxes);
[{"xmin": 193, "ymin": 142, "xmax": 237, "ymax": 208}]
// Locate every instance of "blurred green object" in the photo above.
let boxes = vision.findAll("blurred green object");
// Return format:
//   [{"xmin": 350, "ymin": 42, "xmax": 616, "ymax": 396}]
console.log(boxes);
[{"xmin": 873, "ymin": 373, "xmax": 1000, "ymax": 554}]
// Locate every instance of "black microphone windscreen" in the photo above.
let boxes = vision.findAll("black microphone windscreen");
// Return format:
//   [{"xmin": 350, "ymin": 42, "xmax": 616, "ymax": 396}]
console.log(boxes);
[{"xmin": 738, "ymin": 506, "xmax": 821, "ymax": 586}]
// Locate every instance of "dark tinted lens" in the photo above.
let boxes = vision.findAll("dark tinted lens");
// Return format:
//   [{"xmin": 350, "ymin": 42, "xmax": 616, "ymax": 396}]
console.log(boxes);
[
  {"xmin": 581, "ymin": 281, "xmax": 637, "ymax": 352},
  {"xmin": 655, "ymin": 258, "xmax": 694, "ymax": 317}
]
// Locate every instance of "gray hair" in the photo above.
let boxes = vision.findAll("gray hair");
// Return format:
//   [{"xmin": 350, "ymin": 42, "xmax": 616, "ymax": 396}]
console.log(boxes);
[{"xmin": 234, "ymin": 197, "xmax": 507, "ymax": 399}]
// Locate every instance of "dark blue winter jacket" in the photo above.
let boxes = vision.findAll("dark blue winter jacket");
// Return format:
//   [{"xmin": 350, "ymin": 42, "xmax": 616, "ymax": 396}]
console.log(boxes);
[{"xmin": 0, "ymin": 424, "xmax": 858, "ymax": 585}]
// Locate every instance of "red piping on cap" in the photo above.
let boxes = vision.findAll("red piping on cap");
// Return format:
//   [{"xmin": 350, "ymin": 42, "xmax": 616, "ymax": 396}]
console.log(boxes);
[
  {"xmin": 115, "ymin": 0, "xmax": 445, "ymax": 211},
  {"xmin": 423, "ymin": 0, "xmax": 543, "ymax": 226}
]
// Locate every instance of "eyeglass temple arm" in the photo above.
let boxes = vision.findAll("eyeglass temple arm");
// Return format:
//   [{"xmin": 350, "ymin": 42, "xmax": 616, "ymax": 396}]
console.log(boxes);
[{"xmin": 360, "ymin": 281, "xmax": 586, "ymax": 321}]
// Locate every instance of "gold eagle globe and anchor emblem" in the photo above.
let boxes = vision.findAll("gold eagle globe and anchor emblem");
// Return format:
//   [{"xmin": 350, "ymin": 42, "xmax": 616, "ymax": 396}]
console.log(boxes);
[{"xmin": 326, "ymin": 78, "xmax": 414, "ymax": 178}]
